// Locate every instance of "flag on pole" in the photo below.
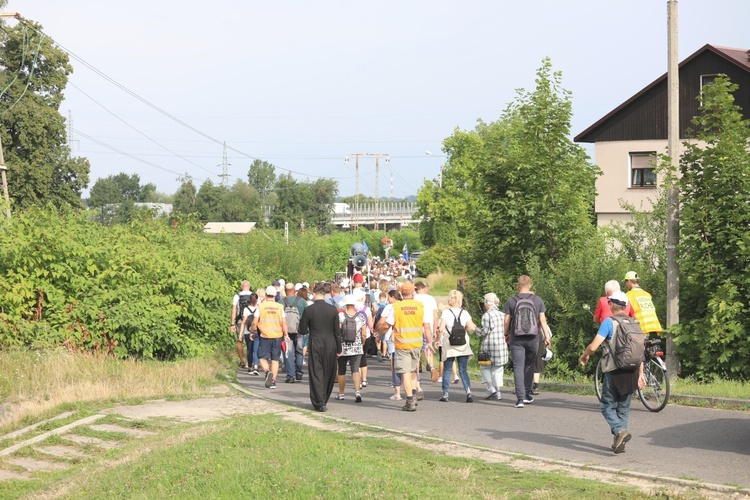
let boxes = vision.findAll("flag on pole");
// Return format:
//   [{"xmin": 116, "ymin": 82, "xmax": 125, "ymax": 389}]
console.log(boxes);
[
  {"xmin": 362, "ymin": 239, "xmax": 369, "ymax": 256},
  {"xmin": 401, "ymin": 239, "xmax": 409, "ymax": 260}
]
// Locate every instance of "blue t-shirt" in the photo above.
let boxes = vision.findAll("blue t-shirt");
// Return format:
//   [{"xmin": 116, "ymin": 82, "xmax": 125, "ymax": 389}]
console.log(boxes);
[{"xmin": 597, "ymin": 317, "xmax": 614, "ymax": 340}]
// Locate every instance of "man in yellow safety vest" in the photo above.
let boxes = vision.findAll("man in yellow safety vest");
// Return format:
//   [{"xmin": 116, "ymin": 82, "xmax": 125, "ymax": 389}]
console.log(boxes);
[{"xmin": 624, "ymin": 271, "xmax": 662, "ymax": 335}]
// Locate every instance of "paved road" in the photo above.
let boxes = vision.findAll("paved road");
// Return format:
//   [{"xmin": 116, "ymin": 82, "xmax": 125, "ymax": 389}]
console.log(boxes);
[{"xmin": 237, "ymin": 360, "xmax": 750, "ymax": 488}]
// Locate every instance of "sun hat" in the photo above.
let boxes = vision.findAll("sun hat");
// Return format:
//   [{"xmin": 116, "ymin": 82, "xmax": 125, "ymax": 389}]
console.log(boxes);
[
  {"xmin": 608, "ymin": 291, "xmax": 628, "ymax": 307},
  {"xmin": 294, "ymin": 283, "xmax": 303, "ymax": 291},
  {"xmin": 342, "ymin": 295, "xmax": 358, "ymax": 307}
]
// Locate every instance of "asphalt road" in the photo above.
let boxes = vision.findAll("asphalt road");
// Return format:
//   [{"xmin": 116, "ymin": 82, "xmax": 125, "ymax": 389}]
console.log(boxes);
[{"xmin": 237, "ymin": 359, "xmax": 750, "ymax": 488}]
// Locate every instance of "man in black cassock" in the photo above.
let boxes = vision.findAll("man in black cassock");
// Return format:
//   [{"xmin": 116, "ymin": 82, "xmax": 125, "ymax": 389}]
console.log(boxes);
[{"xmin": 299, "ymin": 282, "xmax": 342, "ymax": 412}]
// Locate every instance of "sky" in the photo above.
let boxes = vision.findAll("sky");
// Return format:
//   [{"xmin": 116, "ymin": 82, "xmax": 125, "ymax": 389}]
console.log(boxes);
[{"xmin": 5, "ymin": 0, "xmax": 749, "ymax": 199}]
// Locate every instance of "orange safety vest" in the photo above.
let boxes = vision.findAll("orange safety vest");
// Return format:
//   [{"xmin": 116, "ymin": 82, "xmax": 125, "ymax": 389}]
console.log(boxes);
[
  {"xmin": 626, "ymin": 287, "xmax": 662, "ymax": 334},
  {"xmin": 258, "ymin": 301, "xmax": 284, "ymax": 338},
  {"xmin": 393, "ymin": 299, "xmax": 425, "ymax": 350}
]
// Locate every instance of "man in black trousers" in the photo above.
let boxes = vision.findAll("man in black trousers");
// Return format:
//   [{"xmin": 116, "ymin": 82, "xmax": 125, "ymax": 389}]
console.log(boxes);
[{"xmin": 299, "ymin": 282, "xmax": 342, "ymax": 412}]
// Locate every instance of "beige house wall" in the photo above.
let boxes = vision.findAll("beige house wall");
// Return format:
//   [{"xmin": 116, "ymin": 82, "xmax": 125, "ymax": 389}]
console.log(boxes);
[{"xmin": 594, "ymin": 140, "xmax": 669, "ymax": 224}]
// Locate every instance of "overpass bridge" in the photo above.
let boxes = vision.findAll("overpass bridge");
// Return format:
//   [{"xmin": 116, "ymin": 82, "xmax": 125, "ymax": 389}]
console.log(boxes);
[{"xmin": 332, "ymin": 202, "xmax": 421, "ymax": 230}]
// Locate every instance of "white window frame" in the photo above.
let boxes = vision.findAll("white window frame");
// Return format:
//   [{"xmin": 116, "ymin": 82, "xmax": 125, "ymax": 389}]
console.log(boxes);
[
  {"xmin": 628, "ymin": 152, "xmax": 657, "ymax": 189},
  {"xmin": 700, "ymin": 74, "xmax": 719, "ymax": 90}
]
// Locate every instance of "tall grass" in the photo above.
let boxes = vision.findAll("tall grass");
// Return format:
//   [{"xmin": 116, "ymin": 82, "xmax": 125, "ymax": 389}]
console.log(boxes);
[
  {"xmin": 424, "ymin": 272, "xmax": 462, "ymax": 296},
  {"xmin": 0, "ymin": 348, "xmax": 228, "ymax": 430}
]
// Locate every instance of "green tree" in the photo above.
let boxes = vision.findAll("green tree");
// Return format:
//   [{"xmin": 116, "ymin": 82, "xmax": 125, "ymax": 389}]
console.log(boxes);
[
  {"xmin": 0, "ymin": 20, "xmax": 90, "ymax": 210},
  {"xmin": 173, "ymin": 176, "xmax": 198, "ymax": 215},
  {"xmin": 271, "ymin": 174, "xmax": 336, "ymax": 233},
  {"xmin": 88, "ymin": 173, "xmax": 146, "ymax": 207},
  {"xmin": 195, "ymin": 180, "xmax": 226, "ymax": 221},
  {"xmin": 217, "ymin": 179, "xmax": 262, "ymax": 222},
  {"xmin": 247, "ymin": 159, "xmax": 276, "ymax": 198},
  {"xmin": 676, "ymin": 75, "xmax": 750, "ymax": 380}
]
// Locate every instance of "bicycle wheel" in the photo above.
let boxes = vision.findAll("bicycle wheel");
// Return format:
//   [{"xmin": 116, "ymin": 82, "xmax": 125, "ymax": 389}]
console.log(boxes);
[
  {"xmin": 594, "ymin": 357, "xmax": 604, "ymax": 402},
  {"xmin": 638, "ymin": 358, "xmax": 670, "ymax": 412}
]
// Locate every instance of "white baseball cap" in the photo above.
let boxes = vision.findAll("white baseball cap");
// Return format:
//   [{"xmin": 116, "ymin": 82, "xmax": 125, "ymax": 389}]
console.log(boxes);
[
  {"xmin": 541, "ymin": 348, "xmax": 553, "ymax": 361},
  {"xmin": 265, "ymin": 285, "xmax": 277, "ymax": 297}
]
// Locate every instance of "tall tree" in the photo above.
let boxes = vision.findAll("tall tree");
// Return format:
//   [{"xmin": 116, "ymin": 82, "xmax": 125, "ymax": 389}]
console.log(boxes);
[
  {"xmin": 271, "ymin": 174, "xmax": 337, "ymax": 233},
  {"xmin": 677, "ymin": 75, "xmax": 750, "ymax": 380},
  {"xmin": 0, "ymin": 20, "xmax": 90, "ymax": 210},
  {"xmin": 217, "ymin": 179, "xmax": 262, "ymax": 222},
  {"xmin": 173, "ymin": 176, "xmax": 198, "ymax": 215},
  {"xmin": 247, "ymin": 159, "xmax": 276, "ymax": 198},
  {"xmin": 88, "ymin": 173, "xmax": 146, "ymax": 207}
]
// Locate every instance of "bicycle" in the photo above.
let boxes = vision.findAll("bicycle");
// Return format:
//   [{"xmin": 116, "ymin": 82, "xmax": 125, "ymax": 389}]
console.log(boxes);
[{"xmin": 595, "ymin": 338, "xmax": 670, "ymax": 412}]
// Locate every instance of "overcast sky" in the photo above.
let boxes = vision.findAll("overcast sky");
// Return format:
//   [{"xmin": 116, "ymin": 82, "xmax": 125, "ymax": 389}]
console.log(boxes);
[{"xmin": 6, "ymin": 1, "xmax": 749, "ymax": 199}]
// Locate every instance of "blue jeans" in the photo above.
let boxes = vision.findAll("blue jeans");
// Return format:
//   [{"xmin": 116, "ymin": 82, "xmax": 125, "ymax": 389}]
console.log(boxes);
[
  {"xmin": 244, "ymin": 334, "xmax": 256, "ymax": 369},
  {"xmin": 441, "ymin": 356, "xmax": 471, "ymax": 395},
  {"xmin": 285, "ymin": 334, "xmax": 305, "ymax": 378},
  {"xmin": 600, "ymin": 372, "xmax": 632, "ymax": 436}
]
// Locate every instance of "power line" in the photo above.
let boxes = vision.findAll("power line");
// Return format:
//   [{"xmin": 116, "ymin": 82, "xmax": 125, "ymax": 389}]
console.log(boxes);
[
  {"xmin": 19, "ymin": 20, "xmax": 331, "ymax": 180},
  {"xmin": 73, "ymin": 127, "xmax": 205, "ymax": 182},
  {"xmin": 67, "ymin": 81, "xmax": 220, "ymax": 178}
]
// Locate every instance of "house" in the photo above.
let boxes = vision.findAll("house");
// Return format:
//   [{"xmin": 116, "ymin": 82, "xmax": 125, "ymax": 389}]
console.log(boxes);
[
  {"xmin": 202, "ymin": 222, "xmax": 256, "ymax": 234},
  {"xmin": 575, "ymin": 44, "xmax": 750, "ymax": 225}
]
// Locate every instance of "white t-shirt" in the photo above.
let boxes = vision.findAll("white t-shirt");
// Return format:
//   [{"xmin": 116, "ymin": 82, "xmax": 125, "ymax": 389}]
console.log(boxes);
[
  {"xmin": 440, "ymin": 307, "xmax": 473, "ymax": 360},
  {"xmin": 414, "ymin": 293, "xmax": 438, "ymax": 329},
  {"xmin": 233, "ymin": 290, "xmax": 252, "ymax": 307}
]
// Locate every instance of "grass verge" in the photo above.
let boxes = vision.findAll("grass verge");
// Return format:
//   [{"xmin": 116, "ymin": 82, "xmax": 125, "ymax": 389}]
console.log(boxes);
[
  {"xmin": 424, "ymin": 272, "xmax": 462, "ymax": 296},
  {"xmin": 4, "ymin": 414, "xmax": 647, "ymax": 499},
  {"xmin": 0, "ymin": 348, "xmax": 231, "ymax": 431}
]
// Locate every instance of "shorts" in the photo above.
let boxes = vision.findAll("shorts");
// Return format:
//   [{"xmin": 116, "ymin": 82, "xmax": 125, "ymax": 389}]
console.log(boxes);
[
  {"xmin": 360, "ymin": 352, "xmax": 368, "ymax": 368},
  {"xmin": 394, "ymin": 348, "xmax": 421, "ymax": 374},
  {"xmin": 257, "ymin": 337, "xmax": 282, "ymax": 361},
  {"xmin": 337, "ymin": 355, "xmax": 362, "ymax": 376}
]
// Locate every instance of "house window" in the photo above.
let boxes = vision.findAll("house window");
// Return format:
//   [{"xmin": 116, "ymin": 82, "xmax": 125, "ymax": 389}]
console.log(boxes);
[
  {"xmin": 630, "ymin": 152, "xmax": 657, "ymax": 188},
  {"xmin": 700, "ymin": 74, "xmax": 718, "ymax": 89}
]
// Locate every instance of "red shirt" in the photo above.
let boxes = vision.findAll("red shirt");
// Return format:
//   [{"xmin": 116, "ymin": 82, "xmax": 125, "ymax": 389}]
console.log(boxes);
[{"xmin": 593, "ymin": 296, "xmax": 634, "ymax": 324}]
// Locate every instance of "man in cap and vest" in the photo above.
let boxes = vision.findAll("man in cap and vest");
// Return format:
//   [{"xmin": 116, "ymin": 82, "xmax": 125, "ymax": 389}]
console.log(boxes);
[{"xmin": 624, "ymin": 271, "xmax": 662, "ymax": 336}]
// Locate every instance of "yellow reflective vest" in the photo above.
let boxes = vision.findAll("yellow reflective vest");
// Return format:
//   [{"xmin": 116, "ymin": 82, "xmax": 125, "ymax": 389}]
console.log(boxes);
[
  {"xmin": 626, "ymin": 287, "xmax": 662, "ymax": 334},
  {"xmin": 258, "ymin": 301, "xmax": 284, "ymax": 338},
  {"xmin": 393, "ymin": 299, "xmax": 425, "ymax": 350}
]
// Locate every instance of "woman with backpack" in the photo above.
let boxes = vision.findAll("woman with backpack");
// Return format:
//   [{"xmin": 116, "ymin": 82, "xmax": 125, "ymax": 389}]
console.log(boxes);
[
  {"xmin": 437, "ymin": 289, "xmax": 477, "ymax": 403},
  {"xmin": 335, "ymin": 295, "xmax": 367, "ymax": 403},
  {"xmin": 239, "ymin": 293, "xmax": 260, "ymax": 375}
]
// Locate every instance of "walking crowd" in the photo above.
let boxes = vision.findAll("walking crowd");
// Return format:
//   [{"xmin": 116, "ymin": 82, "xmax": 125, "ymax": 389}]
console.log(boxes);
[{"xmin": 232, "ymin": 271, "xmax": 660, "ymax": 454}]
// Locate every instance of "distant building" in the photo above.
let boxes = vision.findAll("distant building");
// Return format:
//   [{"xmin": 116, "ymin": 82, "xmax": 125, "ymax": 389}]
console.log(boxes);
[
  {"xmin": 575, "ymin": 44, "xmax": 750, "ymax": 225},
  {"xmin": 133, "ymin": 203, "xmax": 172, "ymax": 217},
  {"xmin": 202, "ymin": 222, "xmax": 257, "ymax": 234}
]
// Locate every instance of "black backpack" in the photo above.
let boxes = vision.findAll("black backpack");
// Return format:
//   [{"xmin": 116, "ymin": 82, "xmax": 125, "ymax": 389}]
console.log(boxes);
[
  {"xmin": 602, "ymin": 315, "xmax": 646, "ymax": 372},
  {"xmin": 512, "ymin": 294, "xmax": 539, "ymax": 337},
  {"xmin": 448, "ymin": 309, "xmax": 467, "ymax": 346},
  {"xmin": 283, "ymin": 297, "xmax": 301, "ymax": 334},
  {"xmin": 342, "ymin": 314, "xmax": 359, "ymax": 343},
  {"xmin": 235, "ymin": 293, "xmax": 251, "ymax": 323}
]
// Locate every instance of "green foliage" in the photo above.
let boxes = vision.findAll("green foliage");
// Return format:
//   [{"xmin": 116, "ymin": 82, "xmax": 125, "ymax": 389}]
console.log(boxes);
[
  {"xmin": 247, "ymin": 159, "xmax": 276, "ymax": 199},
  {"xmin": 172, "ymin": 176, "xmax": 198, "ymax": 215},
  {"xmin": 0, "ymin": 20, "xmax": 90, "ymax": 210},
  {"xmin": 675, "ymin": 75, "xmax": 750, "ymax": 380},
  {"xmin": 270, "ymin": 174, "xmax": 337, "ymax": 233},
  {"xmin": 0, "ymin": 207, "xmax": 264, "ymax": 359},
  {"xmin": 414, "ymin": 243, "xmax": 464, "ymax": 276}
]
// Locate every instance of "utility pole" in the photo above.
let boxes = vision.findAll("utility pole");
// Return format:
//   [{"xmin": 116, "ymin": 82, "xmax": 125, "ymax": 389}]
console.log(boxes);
[
  {"xmin": 0, "ymin": 12, "xmax": 24, "ymax": 220},
  {"xmin": 666, "ymin": 0, "xmax": 680, "ymax": 376},
  {"xmin": 219, "ymin": 141, "xmax": 230, "ymax": 186}
]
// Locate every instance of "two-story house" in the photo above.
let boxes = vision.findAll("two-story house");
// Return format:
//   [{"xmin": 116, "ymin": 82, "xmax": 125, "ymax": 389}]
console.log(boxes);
[{"xmin": 575, "ymin": 44, "xmax": 750, "ymax": 225}]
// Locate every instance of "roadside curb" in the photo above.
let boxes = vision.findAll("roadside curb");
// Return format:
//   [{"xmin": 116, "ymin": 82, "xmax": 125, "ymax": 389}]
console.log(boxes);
[
  {"xmin": 227, "ymin": 378, "xmax": 750, "ymax": 497},
  {"xmin": 504, "ymin": 378, "xmax": 750, "ymax": 408}
]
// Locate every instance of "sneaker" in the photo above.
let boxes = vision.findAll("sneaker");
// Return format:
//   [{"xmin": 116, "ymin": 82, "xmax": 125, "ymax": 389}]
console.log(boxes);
[
  {"xmin": 523, "ymin": 396, "xmax": 535, "ymax": 404},
  {"xmin": 532, "ymin": 383, "xmax": 540, "ymax": 395},
  {"xmin": 361, "ymin": 381, "xmax": 368, "ymax": 388},
  {"xmin": 613, "ymin": 430, "xmax": 632, "ymax": 454},
  {"xmin": 452, "ymin": 378, "xmax": 459, "ymax": 384},
  {"xmin": 377, "ymin": 352, "xmax": 383, "ymax": 362},
  {"xmin": 484, "ymin": 390, "xmax": 500, "ymax": 400},
  {"xmin": 250, "ymin": 369, "xmax": 259, "ymax": 376},
  {"xmin": 296, "ymin": 373, "xmax": 303, "ymax": 381},
  {"xmin": 438, "ymin": 393, "xmax": 449, "ymax": 402},
  {"xmin": 355, "ymin": 392, "xmax": 362, "ymax": 403},
  {"xmin": 416, "ymin": 391, "xmax": 424, "ymax": 401},
  {"xmin": 285, "ymin": 376, "xmax": 295, "ymax": 384},
  {"xmin": 515, "ymin": 400, "xmax": 525, "ymax": 408},
  {"xmin": 402, "ymin": 400, "xmax": 417, "ymax": 412},
  {"xmin": 334, "ymin": 394, "xmax": 345, "ymax": 400},
  {"xmin": 389, "ymin": 394, "xmax": 402, "ymax": 401},
  {"xmin": 436, "ymin": 377, "xmax": 443, "ymax": 383},
  {"xmin": 430, "ymin": 367, "xmax": 439, "ymax": 383},
  {"xmin": 315, "ymin": 405, "xmax": 328, "ymax": 412},
  {"xmin": 466, "ymin": 394, "xmax": 473, "ymax": 403},
  {"xmin": 269, "ymin": 381, "xmax": 276, "ymax": 389},
  {"xmin": 264, "ymin": 371, "xmax": 273, "ymax": 388}
]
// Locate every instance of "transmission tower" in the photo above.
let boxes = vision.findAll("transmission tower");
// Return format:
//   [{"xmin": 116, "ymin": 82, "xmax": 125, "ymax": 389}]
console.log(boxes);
[{"xmin": 218, "ymin": 141, "xmax": 231, "ymax": 186}]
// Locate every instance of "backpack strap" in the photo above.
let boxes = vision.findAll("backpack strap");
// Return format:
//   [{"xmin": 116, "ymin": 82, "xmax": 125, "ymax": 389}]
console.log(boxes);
[{"xmin": 292, "ymin": 297, "xmax": 300, "ymax": 308}]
